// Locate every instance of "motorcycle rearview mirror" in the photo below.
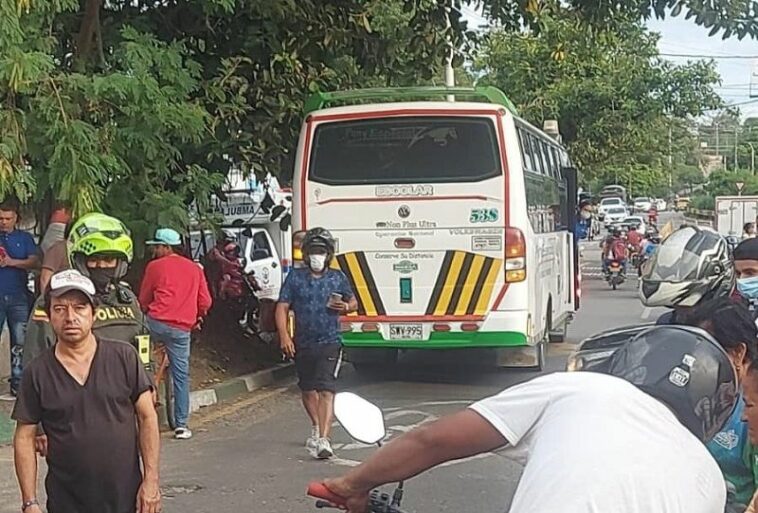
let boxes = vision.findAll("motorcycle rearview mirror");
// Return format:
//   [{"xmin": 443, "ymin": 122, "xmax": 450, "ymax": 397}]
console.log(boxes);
[
  {"xmin": 334, "ymin": 392, "xmax": 386, "ymax": 445},
  {"xmin": 279, "ymin": 213, "xmax": 291, "ymax": 232},
  {"xmin": 241, "ymin": 227, "xmax": 253, "ymax": 237}
]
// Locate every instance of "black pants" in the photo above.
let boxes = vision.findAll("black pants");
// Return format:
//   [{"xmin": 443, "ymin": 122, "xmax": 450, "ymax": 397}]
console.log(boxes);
[{"xmin": 295, "ymin": 344, "xmax": 342, "ymax": 392}]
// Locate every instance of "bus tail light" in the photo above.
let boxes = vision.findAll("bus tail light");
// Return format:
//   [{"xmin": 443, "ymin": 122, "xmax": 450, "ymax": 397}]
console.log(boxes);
[
  {"xmin": 361, "ymin": 323, "xmax": 379, "ymax": 332},
  {"xmin": 433, "ymin": 323, "xmax": 451, "ymax": 332},
  {"xmin": 505, "ymin": 227, "xmax": 526, "ymax": 283},
  {"xmin": 461, "ymin": 323, "xmax": 479, "ymax": 332},
  {"xmin": 341, "ymin": 322, "xmax": 353, "ymax": 333}
]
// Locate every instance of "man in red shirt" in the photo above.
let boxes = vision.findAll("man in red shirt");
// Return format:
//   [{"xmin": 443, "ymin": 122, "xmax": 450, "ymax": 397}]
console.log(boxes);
[
  {"xmin": 627, "ymin": 228, "xmax": 643, "ymax": 253},
  {"xmin": 139, "ymin": 228, "xmax": 212, "ymax": 440}
]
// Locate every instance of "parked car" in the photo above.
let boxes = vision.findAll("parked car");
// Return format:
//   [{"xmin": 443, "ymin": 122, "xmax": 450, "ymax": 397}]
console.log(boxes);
[
  {"xmin": 620, "ymin": 216, "xmax": 646, "ymax": 234},
  {"xmin": 633, "ymin": 197, "xmax": 652, "ymax": 212},
  {"xmin": 598, "ymin": 197, "xmax": 625, "ymax": 220},
  {"xmin": 604, "ymin": 206, "xmax": 629, "ymax": 226},
  {"xmin": 655, "ymin": 198, "xmax": 666, "ymax": 211}
]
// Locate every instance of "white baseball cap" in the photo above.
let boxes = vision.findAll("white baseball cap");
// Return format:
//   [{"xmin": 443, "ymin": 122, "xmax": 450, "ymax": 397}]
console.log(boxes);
[{"xmin": 49, "ymin": 269, "xmax": 96, "ymax": 305}]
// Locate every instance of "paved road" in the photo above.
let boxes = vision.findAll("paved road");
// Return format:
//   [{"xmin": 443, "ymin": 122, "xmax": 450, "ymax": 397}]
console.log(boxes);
[{"xmin": 0, "ymin": 212, "xmax": 683, "ymax": 512}]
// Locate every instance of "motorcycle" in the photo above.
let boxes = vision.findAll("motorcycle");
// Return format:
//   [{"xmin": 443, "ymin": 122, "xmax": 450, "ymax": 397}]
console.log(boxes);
[
  {"xmin": 629, "ymin": 245, "xmax": 641, "ymax": 270},
  {"xmin": 605, "ymin": 260, "xmax": 625, "ymax": 290},
  {"xmin": 239, "ymin": 269, "xmax": 263, "ymax": 336},
  {"xmin": 308, "ymin": 393, "xmax": 408, "ymax": 513},
  {"xmin": 214, "ymin": 254, "xmax": 264, "ymax": 337}
]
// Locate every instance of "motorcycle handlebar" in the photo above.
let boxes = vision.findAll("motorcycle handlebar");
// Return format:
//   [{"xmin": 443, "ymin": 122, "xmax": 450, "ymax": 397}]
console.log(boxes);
[{"xmin": 307, "ymin": 482, "xmax": 408, "ymax": 513}]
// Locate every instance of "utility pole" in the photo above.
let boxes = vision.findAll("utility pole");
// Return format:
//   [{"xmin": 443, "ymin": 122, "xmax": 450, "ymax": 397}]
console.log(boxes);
[
  {"xmin": 668, "ymin": 122, "xmax": 673, "ymax": 188},
  {"xmin": 735, "ymin": 126, "xmax": 739, "ymax": 171},
  {"xmin": 444, "ymin": 0, "xmax": 455, "ymax": 102},
  {"xmin": 716, "ymin": 121, "xmax": 720, "ymax": 168}
]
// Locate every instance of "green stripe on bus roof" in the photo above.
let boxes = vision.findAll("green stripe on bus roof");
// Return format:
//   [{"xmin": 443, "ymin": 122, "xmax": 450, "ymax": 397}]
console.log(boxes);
[
  {"xmin": 304, "ymin": 86, "xmax": 519, "ymax": 116},
  {"xmin": 341, "ymin": 330, "xmax": 528, "ymax": 349}
]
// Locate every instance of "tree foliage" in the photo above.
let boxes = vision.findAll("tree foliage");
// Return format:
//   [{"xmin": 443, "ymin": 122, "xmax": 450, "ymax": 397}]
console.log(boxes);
[
  {"xmin": 474, "ymin": 12, "xmax": 722, "ymax": 186},
  {"xmin": 0, "ymin": 0, "xmax": 753, "ymax": 233}
]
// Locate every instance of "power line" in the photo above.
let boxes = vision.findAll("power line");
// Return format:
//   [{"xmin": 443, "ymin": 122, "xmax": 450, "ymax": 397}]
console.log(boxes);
[{"xmin": 660, "ymin": 52, "xmax": 758, "ymax": 59}]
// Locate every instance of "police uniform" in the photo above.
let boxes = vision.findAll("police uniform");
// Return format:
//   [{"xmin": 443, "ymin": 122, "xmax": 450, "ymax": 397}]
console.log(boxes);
[{"xmin": 23, "ymin": 283, "xmax": 149, "ymax": 368}]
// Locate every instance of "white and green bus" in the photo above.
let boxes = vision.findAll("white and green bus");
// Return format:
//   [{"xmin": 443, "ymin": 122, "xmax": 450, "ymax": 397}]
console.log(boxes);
[{"xmin": 292, "ymin": 87, "xmax": 579, "ymax": 370}]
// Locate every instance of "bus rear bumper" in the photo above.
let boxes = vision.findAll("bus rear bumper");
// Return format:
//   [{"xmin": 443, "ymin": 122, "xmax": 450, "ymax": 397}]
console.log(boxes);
[
  {"xmin": 341, "ymin": 310, "xmax": 530, "ymax": 349},
  {"xmin": 342, "ymin": 330, "xmax": 527, "ymax": 349}
]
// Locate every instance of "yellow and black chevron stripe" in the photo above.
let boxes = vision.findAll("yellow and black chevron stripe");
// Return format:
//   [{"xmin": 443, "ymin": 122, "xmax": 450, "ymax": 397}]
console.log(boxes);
[
  {"xmin": 426, "ymin": 251, "xmax": 503, "ymax": 316},
  {"xmin": 334, "ymin": 252, "xmax": 386, "ymax": 316}
]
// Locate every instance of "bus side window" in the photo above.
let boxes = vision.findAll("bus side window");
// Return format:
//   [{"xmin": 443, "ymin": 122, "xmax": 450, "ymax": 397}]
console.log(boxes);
[
  {"xmin": 518, "ymin": 128, "xmax": 534, "ymax": 172},
  {"xmin": 530, "ymin": 134, "xmax": 544, "ymax": 175}
]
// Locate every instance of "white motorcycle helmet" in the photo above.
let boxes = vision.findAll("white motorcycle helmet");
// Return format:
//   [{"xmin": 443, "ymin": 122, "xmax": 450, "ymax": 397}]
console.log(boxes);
[{"xmin": 639, "ymin": 226, "xmax": 733, "ymax": 307}]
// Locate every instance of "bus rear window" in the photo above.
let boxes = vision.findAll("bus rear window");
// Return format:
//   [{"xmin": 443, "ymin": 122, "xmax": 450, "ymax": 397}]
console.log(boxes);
[{"xmin": 308, "ymin": 117, "xmax": 502, "ymax": 185}]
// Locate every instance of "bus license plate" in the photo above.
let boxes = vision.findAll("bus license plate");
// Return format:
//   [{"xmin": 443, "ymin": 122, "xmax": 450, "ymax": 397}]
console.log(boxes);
[{"xmin": 389, "ymin": 324, "xmax": 423, "ymax": 340}]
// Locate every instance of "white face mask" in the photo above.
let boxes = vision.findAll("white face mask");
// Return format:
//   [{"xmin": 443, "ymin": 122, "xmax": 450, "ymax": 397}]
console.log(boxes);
[
  {"xmin": 308, "ymin": 254, "xmax": 327, "ymax": 272},
  {"xmin": 580, "ymin": 211, "xmax": 591, "ymax": 220}
]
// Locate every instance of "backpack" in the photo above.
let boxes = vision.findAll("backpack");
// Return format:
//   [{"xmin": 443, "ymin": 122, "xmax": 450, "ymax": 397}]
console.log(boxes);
[{"xmin": 609, "ymin": 238, "xmax": 628, "ymax": 261}]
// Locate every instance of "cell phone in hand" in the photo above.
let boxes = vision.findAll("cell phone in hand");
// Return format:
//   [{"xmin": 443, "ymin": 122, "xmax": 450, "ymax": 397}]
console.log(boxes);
[{"xmin": 327, "ymin": 292, "xmax": 343, "ymax": 309}]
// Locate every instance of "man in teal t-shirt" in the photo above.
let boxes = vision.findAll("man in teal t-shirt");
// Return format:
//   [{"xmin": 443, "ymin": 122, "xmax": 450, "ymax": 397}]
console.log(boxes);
[{"xmin": 708, "ymin": 397, "xmax": 758, "ymax": 508}]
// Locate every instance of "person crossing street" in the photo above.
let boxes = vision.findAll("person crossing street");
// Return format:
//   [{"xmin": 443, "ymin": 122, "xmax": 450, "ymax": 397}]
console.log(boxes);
[
  {"xmin": 275, "ymin": 227, "xmax": 357, "ymax": 459},
  {"xmin": 139, "ymin": 228, "xmax": 212, "ymax": 440}
]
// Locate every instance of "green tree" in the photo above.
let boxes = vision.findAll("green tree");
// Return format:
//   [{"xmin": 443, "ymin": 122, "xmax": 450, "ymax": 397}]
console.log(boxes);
[
  {"xmin": 0, "ymin": 0, "xmax": 752, "ymax": 235},
  {"xmin": 474, "ymin": 12, "xmax": 722, "ymax": 181}
]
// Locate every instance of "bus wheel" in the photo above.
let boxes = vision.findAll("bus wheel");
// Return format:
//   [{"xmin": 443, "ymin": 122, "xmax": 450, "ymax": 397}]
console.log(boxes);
[
  {"xmin": 533, "ymin": 338, "xmax": 546, "ymax": 372},
  {"xmin": 546, "ymin": 302, "xmax": 565, "ymax": 343},
  {"xmin": 493, "ymin": 341, "xmax": 545, "ymax": 371},
  {"xmin": 549, "ymin": 321, "xmax": 567, "ymax": 343}
]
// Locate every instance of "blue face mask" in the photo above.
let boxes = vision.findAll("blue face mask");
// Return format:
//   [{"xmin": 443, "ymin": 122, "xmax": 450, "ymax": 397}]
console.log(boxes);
[{"xmin": 737, "ymin": 276, "xmax": 758, "ymax": 299}]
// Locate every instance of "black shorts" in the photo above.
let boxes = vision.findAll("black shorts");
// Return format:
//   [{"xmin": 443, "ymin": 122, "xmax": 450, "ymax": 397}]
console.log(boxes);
[{"xmin": 295, "ymin": 344, "xmax": 343, "ymax": 392}]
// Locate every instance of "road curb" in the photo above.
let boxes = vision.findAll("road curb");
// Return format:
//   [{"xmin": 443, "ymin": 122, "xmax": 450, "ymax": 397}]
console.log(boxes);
[{"xmin": 189, "ymin": 362, "xmax": 295, "ymax": 413}]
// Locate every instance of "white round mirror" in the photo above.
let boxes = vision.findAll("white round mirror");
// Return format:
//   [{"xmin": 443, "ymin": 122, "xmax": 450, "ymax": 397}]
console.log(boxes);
[{"xmin": 334, "ymin": 392, "xmax": 386, "ymax": 445}]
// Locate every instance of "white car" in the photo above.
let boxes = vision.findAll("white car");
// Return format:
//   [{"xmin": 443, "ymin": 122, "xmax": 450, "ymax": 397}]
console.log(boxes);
[
  {"xmin": 655, "ymin": 198, "xmax": 666, "ymax": 211},
  {"xmin": 621, "ymin": 216, "xmax": 646, "ymax": 234},
  {"xmin": 633, "ymin": 197, "xmax": 652, "ymax": 212},
  {"xmin": 604, "ymin": 206, "xmax": 629, "ymax": 226},
  {"xmin": 598, "ymin": 197, "xmax": 625, "ymax": 219}
]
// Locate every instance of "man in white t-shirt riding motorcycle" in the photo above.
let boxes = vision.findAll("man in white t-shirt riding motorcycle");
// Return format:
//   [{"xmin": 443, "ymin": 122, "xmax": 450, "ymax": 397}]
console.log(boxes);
[{"xmin": 320, "ymin": 325, "xmax": 739, "ymax": 513}]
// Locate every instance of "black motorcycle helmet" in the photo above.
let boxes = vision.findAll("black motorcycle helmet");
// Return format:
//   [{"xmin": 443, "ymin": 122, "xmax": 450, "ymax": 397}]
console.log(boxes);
[
  {"xmin": 607, "ymin": 325, "xmax": 737, "ymax": 442},
  {"xmin": 302, "ymin": 227, "xmax": 336, "ymax": 263}
]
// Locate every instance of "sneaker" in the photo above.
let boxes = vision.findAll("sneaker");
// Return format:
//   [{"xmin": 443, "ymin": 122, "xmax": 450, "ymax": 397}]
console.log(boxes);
[
  {"xmin": 0, "ymin": 388, "xmax": 17, "ymax": 402},
  {"xmin": 174, "ymin": 427, "xmax": 193, "ymax": 440},
  {"xmin": 316, "ymin": 437, "xmax": 334, "ymax": 459},
  {"xmin": 306, "ymin": 426, "xmax": 320, "ymax": 453}
]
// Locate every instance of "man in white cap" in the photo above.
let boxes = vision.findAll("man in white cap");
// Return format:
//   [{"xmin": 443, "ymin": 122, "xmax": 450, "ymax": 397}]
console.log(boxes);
[
  {"xmin": 12, "ymin": 270, "xmax": 161, "ymax": 513},
  {"xmin": 139, "ymin": 227, "xmax": 212, "ymax": 440}
]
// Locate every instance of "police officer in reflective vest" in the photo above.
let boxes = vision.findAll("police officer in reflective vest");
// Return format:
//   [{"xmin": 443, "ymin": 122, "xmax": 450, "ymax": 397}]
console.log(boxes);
[{"xmin": 24, "ymin": 213, "xmax": 149, "ymax": 369}]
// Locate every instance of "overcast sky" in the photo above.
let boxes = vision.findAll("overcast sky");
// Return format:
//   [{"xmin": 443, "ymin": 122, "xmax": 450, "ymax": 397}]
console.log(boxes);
[
  {"xmin": 647, "ymin": 16, "xmax": 758, "ymax": 119},
  {"xmin": 460, "ymin": 7, "xmax": 758, "ymax": 119}
]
